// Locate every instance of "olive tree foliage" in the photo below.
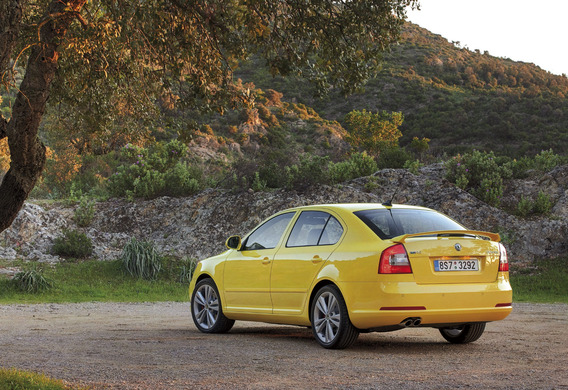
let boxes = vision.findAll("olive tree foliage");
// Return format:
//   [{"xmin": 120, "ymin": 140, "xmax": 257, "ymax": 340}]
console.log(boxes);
[{"xmin": 0, "ymin": 0, "xmax": 418, "ymax": 232}]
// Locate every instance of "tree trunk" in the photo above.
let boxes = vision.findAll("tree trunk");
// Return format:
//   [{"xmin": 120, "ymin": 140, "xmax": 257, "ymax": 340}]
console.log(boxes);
[{"xmin": 0, "ymin": 0, "xmax": 87, "ymax": 233}]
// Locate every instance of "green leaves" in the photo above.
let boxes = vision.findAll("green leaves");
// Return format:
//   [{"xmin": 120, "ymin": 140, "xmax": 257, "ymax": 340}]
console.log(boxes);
[
  {"xmin": 12, "ymin": 265, "xmax": 54, "ymax": 293},
  {"xmin": 344, "ymin": 110, "xmax": 404, "ymax": 157},
  {"xmin": 121, "ymin": 237, "xmax": 162, "ymax": 281}
]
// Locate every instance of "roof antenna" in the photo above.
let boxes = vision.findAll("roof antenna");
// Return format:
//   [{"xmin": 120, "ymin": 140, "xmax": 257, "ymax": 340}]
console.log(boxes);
[{"xmin": 382, "ymin": 188, "xmax": 398, "ymax": 207}]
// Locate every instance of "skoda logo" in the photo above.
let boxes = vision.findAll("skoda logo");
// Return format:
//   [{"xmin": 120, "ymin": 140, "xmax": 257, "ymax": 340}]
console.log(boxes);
[{"xmin": 455, "ymin": 243, "xmax": 462, "ymax": 251}]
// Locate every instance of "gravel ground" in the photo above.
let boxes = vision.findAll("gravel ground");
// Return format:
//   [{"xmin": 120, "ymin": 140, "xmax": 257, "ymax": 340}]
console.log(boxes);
[{"xmin": 0, "ymin": 302, "xmax": 567, "ymax": 389}]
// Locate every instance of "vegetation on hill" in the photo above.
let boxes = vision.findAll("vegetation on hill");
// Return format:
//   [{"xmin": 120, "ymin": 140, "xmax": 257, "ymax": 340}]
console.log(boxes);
[{"xmin": 236, "ymin": 23, "xmax": 568, "ymax": 157}]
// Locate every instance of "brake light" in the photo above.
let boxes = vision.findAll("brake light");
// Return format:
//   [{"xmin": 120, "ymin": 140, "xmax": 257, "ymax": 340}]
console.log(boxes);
[
  {"xmin": 379, "ymin": 244, "xmax": 412, "ymax": 274},
  {"xmin": 498, "ymin": 243, "xmax": 509, "ymax": 272}
]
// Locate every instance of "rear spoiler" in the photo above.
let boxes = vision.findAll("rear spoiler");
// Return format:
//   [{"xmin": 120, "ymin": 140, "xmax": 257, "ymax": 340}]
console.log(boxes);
[{"xmin": 392, "ymin": 230, "xmax": 500, "ymax": 243}]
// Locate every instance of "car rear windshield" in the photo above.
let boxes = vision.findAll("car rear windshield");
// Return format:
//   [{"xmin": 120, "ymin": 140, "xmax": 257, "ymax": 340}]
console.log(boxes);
[{"xmin": 354, "ymin": 209, "xmax": 465, "ymax": 239}]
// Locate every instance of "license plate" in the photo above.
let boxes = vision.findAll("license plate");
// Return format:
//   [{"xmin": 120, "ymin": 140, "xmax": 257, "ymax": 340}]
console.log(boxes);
[{"xmin": 434, "ymin": 259, "xmax": 479, "ymax": 272}]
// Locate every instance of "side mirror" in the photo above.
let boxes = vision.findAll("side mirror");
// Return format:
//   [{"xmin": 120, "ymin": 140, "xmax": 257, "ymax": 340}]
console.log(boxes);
[{"xmin": 225, "ymin": 235, "xmax": 242, "ymax": 250}]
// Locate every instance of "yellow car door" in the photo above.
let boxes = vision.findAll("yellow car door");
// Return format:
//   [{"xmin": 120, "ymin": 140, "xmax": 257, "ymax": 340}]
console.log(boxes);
[
  {"xmin": 223, "ymin": 212, "xmax": 295, "ymax": 314},
  {"xmin": 271, "ymin": 211, "xmax": 345, "ymax": 315}
]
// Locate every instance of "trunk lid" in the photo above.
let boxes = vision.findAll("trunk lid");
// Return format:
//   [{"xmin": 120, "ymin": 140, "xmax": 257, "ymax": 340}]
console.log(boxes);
[{"xmin": 393, "ymin": 230, "xmax": 501, "ymax": 284}]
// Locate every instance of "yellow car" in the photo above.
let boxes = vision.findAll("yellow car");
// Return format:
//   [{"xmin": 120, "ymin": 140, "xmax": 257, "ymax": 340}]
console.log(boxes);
[{"xmin": 189, "ymin": 203, "xmax": 512, "ymax": 349}]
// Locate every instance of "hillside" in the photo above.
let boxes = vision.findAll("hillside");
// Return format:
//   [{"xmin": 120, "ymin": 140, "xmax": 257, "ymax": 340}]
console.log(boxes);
[{"xmin": 236, "ymin": 22, "xmax": 568, "ymax": 157}]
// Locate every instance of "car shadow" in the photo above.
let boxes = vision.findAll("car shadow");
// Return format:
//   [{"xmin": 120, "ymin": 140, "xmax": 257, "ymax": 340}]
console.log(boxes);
[{"xmin": 181, "ymin": 324, "xmax": 469, "ymax": 352}]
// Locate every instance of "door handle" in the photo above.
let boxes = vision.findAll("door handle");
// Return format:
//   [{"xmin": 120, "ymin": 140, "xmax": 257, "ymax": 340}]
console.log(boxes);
[
  {"xmin": 312, "ymin": 255, "xmax": 322, "ymax": 263},
  {"xmin": 262, "ymin": 257, "xmax": 271, "ymax": 265}
]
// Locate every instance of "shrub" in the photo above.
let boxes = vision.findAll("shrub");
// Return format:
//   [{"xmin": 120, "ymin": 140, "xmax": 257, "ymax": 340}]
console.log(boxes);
[
  {"xmin": 534, "ymin": 149, "xmax": 563, "ymax": 172},
  {"xmin": 107, "ymin": 140, "xmax": 202, "ymax": 199},
  {"xmin": 329, "ymin": 152, "xmax": 377, "ymax": 184},
  {"xmin": 533, "ymin": 191, "xmax": 553, "ymax": 215},
  {"xmin": 403, "ymin": 159, "xmax": 422, "ymax": 175},
  {"xmin": 52, "ymin": 229, "xmax": 93, "ymax": 258},
  {"xmin": 121, "ymin": 238, "xmax": 162, "ymax": 280},
  {"xmin": 516, "ymin": 195, "xmax": 533, "ymax": 217},
  {"xmin": 12, "ymin": 265, "xmax": 53, "ymax": 293},
  {"xmin": 251, "ymin": 171, "xmax": 268, "ymax": 192},
  {"xmin": 285, "ymin": 154, "xmax": 330, "ymax": 189},
  {"xmin": 445, "ymin": 150, "xmax": 512, "ymax": 207},
  {"xmin": 74, "ymin": 197, "xmax": 95, "ymax": 227}
]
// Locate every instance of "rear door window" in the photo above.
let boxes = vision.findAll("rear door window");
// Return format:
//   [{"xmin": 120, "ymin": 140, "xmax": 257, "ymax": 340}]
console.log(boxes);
[{"xmin": 287, "ymin": 211, "xmax": 344, "ymax": 247}]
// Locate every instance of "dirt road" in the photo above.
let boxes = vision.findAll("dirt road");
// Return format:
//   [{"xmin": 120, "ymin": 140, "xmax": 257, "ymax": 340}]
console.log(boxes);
[{"xmin": 0, "ymin": 302, "xmax": 566, "ymax": 389}]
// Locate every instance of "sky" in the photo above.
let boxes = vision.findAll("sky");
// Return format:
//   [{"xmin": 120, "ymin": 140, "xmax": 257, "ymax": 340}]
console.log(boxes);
[{"xmin": 406, "ymin": 0, "xmax": 568, "ymax": 76}]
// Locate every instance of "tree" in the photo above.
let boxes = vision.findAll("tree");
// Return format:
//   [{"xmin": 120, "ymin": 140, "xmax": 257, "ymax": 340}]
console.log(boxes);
[
  {"xmin": 0, "ymin": 0, "xmax": 417, "ymax": 233},
  {"xmin": 344, "ymin": 109, "xmax": 404, "ymax": 156}
]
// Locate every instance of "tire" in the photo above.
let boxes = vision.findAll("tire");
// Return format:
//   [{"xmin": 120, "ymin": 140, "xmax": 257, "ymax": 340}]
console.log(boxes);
[
  {"xmin": 439, "ymin": 323, "xmax": 486, "ymax": 344},
  {"xmin": 191, "ymin": 278, "xmax": 235, "ymax": 333},
  {"xmin": 310, "ymin": 285, "xmax": 359, "ymax": 349}
]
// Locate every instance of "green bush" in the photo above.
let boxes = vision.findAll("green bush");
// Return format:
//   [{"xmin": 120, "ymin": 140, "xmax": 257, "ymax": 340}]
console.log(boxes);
[
  {"xmin": 445, "ymin": 150, "xmax": 512, "ymax": 206},
  {"xmin": 284, "ymin": 154, "xmax": 330, "ymax": 189},
  {"xmin": 329, "ymin": 152, "xmax": 378, "ymax": 183},
  {"xmin": 12, "ymin": 265, "xmax": 53, "ymax": 293},
  {"xmin": 515, "ymin": 191, "xmax": 553, "ymax": 217},
  {"xmin": 74, "ymin": 197, "xmax": 95, "ymax": 227},
  {"xmin": 52, "ymin": 229, "xmax": 93, "ymax": 258},
  {"xmin": 534, "ymin": 149, "xmax": 564, "ymax": 172},
  {"xmin": 107, "ymin": 140, "xmax": 202, "ymax": 199},
  {"xmin": 251, "ymin": 171, "xmax": 268, "ymax": 192},
  {"xmin": 516, "ymin": 195, "xmax": 533, "ymax": 217},
  {"xmin": 121, "ymin": 238, "xmax": 162, "ymax": 280},
  {"xmin": 403, "ymin": 159, "xmax": 422, "ymax": 175},
  {"xmin": 533, "ymin": 191, "xmax": 553, "ymax": 215}
]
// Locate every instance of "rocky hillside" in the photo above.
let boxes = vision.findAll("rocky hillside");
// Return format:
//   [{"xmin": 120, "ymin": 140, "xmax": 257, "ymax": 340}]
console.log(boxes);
[{"xmin": 1, "ymin": 165, "xmax": 567, "ymax": 269}]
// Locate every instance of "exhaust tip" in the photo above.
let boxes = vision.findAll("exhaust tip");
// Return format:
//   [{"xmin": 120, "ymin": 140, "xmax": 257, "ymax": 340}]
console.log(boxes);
[{"xmin": 400, "ymin": 317, "xmax": 422, "ymax": 327}]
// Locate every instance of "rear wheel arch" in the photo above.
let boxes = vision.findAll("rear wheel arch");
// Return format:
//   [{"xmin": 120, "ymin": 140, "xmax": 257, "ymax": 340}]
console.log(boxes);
[{"xmin": 308, "ymin": 280, "xmax": 336, "ymax": 316}]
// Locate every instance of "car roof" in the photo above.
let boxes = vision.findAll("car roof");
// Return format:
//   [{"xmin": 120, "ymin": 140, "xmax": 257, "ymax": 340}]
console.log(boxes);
[{"xmin": 280, "ymin": 203, "xmax": 432, "ymax": 214}]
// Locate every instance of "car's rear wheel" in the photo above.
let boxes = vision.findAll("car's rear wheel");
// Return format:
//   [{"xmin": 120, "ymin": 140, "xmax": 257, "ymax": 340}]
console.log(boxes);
[
  {"xmin": 311, "ymin": 285, "xmax": 359, "ymax": 349},
  {"xmin": 191, "ymin": 278, "xmax": 235, "ymax": 333},
  {"xmin": 439, "ymin": 323, "xmax": 486, "ymax": 344}
]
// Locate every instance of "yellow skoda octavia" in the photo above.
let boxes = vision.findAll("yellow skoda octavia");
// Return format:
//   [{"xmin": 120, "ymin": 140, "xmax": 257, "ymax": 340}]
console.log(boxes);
[{"xmin": 189, "ymin": 203, "xmax": 512, "ymax": 349}]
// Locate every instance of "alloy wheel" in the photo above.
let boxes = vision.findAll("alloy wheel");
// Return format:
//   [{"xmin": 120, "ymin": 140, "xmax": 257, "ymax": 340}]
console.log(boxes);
[
  {"xmin": 193, "ymin": 284, "xmax": 220, "ymax": 330},
  {"xmin": 313, "ymin": 291, "xmax": 341, "ymax": 343}
]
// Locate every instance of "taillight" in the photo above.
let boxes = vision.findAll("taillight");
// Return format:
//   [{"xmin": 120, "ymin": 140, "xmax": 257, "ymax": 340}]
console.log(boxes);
[
  {"xmin": 379, "ymin": 244, "xmax": 412, "ymax": 274},
  {"xmin": 499, "ymin": 243, "xmax": 509, "ymax": 272}
]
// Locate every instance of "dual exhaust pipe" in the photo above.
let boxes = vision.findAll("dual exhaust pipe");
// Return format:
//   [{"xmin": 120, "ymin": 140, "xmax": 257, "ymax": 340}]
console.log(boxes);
[{"xmin": 400, "ymin": 317, "xmax": 422, "ymax": 327}]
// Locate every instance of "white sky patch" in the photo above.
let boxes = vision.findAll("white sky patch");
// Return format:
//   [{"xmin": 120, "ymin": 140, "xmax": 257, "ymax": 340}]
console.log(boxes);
[{"xmin": 406, "ymin": 0, "xmax": 568, "ymax": 76}]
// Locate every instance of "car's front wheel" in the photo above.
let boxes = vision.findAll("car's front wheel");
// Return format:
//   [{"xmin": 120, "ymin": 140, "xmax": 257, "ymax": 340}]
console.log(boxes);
[
  {"xmin": 439, "ymin": 323, "xmax": 486, "ymax": 344},
  {"xmin": 191, "ymin": 278, "xmax": 235, "ymax": 333},
  {"xmin": 311, "ymin": 285, "xmax": 359, "ymax": 349}
]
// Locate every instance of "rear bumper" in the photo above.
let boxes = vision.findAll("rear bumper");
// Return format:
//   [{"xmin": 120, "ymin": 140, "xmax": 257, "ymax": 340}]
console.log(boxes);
[{"xmin": 338, "ymin": 276, "xmax": 513, "ymax": 330}]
